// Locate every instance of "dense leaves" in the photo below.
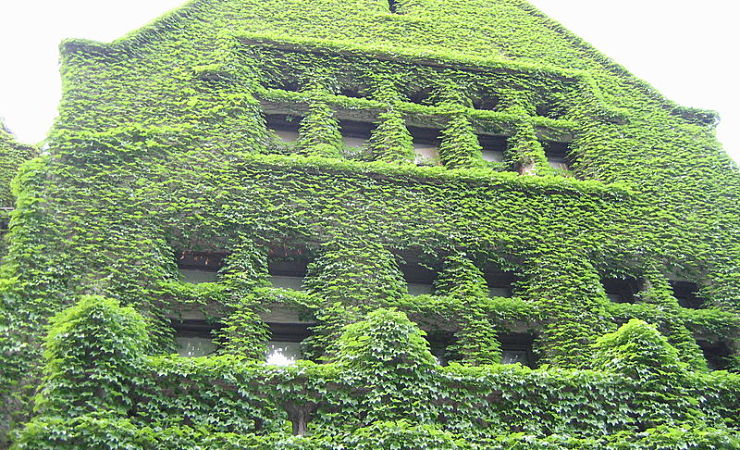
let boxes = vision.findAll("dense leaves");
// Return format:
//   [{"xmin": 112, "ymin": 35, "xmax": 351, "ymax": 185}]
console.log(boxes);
[
  {"xmin": 14, "ymin": 304, "xmax": 740, "ymax": 447},
  {"xmin": 0, "ymin": 0, "xmax": 738, "ymax": 446}
]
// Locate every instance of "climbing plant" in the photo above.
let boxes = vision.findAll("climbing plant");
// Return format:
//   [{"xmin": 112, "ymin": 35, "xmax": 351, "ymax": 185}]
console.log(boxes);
[{"xmin": 0, "ymin": 0, "xmax": 738, "ymax": 447}]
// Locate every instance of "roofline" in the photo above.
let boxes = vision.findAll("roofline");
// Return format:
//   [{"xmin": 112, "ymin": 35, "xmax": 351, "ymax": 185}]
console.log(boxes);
[{"xmin": 56, "ymin": 0, "xmax": 718, "ymax": 128}]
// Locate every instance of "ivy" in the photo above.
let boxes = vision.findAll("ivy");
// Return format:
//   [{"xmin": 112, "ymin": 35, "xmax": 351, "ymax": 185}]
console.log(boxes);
[{"xmin": 0, "ymin": 0, "xmax": 738, "ymax": 446}]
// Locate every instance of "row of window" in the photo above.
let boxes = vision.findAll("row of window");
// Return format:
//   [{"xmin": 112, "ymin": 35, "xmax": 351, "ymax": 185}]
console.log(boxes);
[
  {"xmin": 263, "ymin": 81, "xmax": 566, "ymax": 120},
  {"xmin": 172, "ymin": 318, "xmax": 535, "ymax": 367},
  {"xmin": 265, "ymin": 114, "xmax": 571, "ymax": 171},
  {"xmin": 178, "ymin": 251, "xmax": 703, "ymax": 308},
  {"xmin": 172, "ymin": 318, "xmax": 731, "ymax": 370},
  {"xmin": 179, "ymin": 253, "xmax": 516, "ymax": 298},
  {"xmin": 173, "ymin": 252, "xmax": 724, "ymax": 369},
  {"xmin": 603, "ymin": 277, "xmax": 704, "ymax": 309}
]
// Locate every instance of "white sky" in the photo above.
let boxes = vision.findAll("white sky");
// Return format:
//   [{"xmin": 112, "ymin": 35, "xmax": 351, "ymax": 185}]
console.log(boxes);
[{"xmin": 0, "ymin": 0, "xmax": 738, "ymax": 163}]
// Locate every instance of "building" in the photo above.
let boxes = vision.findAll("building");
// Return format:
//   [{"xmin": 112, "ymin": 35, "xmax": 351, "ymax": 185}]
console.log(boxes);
[{"xmin": 1, "ymin": 0, "xmax": 738, "ymax": 447}]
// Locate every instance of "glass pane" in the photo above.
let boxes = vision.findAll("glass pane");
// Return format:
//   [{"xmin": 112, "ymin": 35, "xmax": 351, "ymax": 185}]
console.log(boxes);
[
  {"xmin": 273, "ymin": 128, "xmax": 299, "ymax": 143},
  {"xmin": 501, "ymin": 350, "xmax": 529, "ymax": 365},
  {"xmin": 408, "ymin": 283, "xmax": 433, "ymax": 296},
  {"xmin": 180, "ymin": 269, "xmax": 218, "ymax": 283},
  {"xmin": 266, "ymin": 341, "xmax": 303, "ymax": 366},
  {"xmin": 343, "ymin": 136, "xmax": 367, "ymax": 148},
  {"xmin": 413, "ymin": 143, "xmax": 439, "ymax": 164},
  {"xmin": 176, "ymin": 337, "xmax": 217, "ymax": 357},
  {"xmin": 482, "ymin": 149, "xmax": 504, "ymax": 162},
  {"xmin": 269, "ymin": 275, "xmax": 305, "ymax": 291},
  {"xmin": 488, "ymin": 287, "xmax": 511, "ymax": 298},
  {"xmin": 547, "ymin": 157, "xmax": 568, "ymax": 171}
]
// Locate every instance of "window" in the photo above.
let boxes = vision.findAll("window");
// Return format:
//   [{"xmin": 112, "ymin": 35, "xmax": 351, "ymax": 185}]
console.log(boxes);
[
  {"xmin": 424, "ymin": 330, "xmax": 535, "ymax": 367},
  {"xmin": 266, "ymin": 322, "xmax": 311, "ymax": 366},
  {"xmin": 268, "ymin": 259, "xmax": 308, "ymax": 291},
  {"xmin": 484, "ymin": 269, "xmax": 516, "ymax": 297},
  {"xmin": 500, "ymin": 334, "xmax": 534, "ymax": 367},
  {"xmin": 405, "ymin": 88, "xmax": 433, "ymax": 105},
  {"xmin": 265, "ymin": 79, "xmax": 301, "ymax": 92},
  {"xmin": 173, "ymin": 319, "xmax": 219, "ymax": 357},
  {"xmin": 471, "ymin": 96, "xmax": 499, "ymax": 111},
  {"xmin": 698, "ymin": 340, "xmax": 731, "ymax": 371},
  {"xmin": 400, "ymin": 259, "xmax": 436, "ymax": 296},
  {"xmin": 426, "ymin": 331, "xmax": 455, "ymax": 366},
  {"xmin": 339, "ymin": 120, "xmax": 374, "ymax": 148},
  {"xmin": 180, "ymin": 269, "xmax": 218, "ymax": 283},
  {"xmin": 542, "ymin": 141, "xmax": 571, "ymax": 171},
  {"xmin": 338, "ymin": 86, "xmax": 367, "ymax": 99},
  {"xmin": 535, "ymin": 102, "xmax": 566, "ymax": 120},
  {"xmin": 478, "ymin": 134, "xmax": 507, "ymax": 163},
  {"xmin": 265, "ymin": 114, "xmax": 302, "ymax": 143},
  {"xmin": 602, "ymin": 277, "xmax": 641, "ymax": 303},
  {"xmin": 408, "ymin": 126, "xmax": 441, "ymax": 165},
  {"xmin": 177, "ymin": 251, "xmax": 226, "ymax": 283},
  {"xmin": 670, "ymin": 281, "xmax": 703, "ymax": 309}
]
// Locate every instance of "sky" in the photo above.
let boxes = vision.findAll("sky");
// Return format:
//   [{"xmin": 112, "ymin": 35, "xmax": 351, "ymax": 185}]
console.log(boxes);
[{"xmin": 0, "ymin": 0, "xmax": 738, "ymax": 163}]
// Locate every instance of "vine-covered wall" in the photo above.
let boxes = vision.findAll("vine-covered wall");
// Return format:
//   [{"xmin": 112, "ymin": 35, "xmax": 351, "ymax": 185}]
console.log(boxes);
[
  {"xmin": 0, "ymin": 0, "xmax": 738, "ymax": 447},
  {"xmin": 0, "ymin": 124, "xmax": 36, "ymax": 263}
]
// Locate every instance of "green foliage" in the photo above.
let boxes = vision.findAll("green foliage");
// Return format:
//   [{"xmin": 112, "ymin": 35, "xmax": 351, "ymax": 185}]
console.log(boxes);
[
  {"xmin": 0, "ymin": 126, "xmax": 37, "ymax": 208},
  {"xmin": 36, "ymin": 296, "xmax": 149, "ymax": 417},
  {"xmin": 592, "ymin": 320, "xmax": 705, "ymax": 430},
  {"xmin": 297, "ymin": 95, "xmax": 343, "ymax": 158},
  {"xmin": 216, "ymin": 296, "xmax": 271, "ymax": 359},
  {"xmin": 11, "ymin": 303, "xmax": 740, "ymax": 447},
  {"xmin": 305, "ymin": 240, "xmax": 406, "ymax": 308},
  {"xmin": 340, "ymin": 420, "xmax": 467, "ymax": 449},
  {"xmin": 507, "ymin": 121, "xmax": 551, "ymax": 175},
  {"xmin": 332, "ymin": 309, "xmax": 440, "ymax": 425},
  {"xmin": 433, "ymin": 254, "xmax": 489, "ymax": 298},
  {"xmin": 218, "ymin": 237, "xmax": 270, "ymax": 294},
  {"xmin": 1, "ymin": 0, "xmax": 739, "ymax": 446},
  {"xmin": 369, "ymin": 109, "xmax": 416, "ymax": 163},
  {"xmin": 593, "ymin": 319, "xmax": 686, "ymax": 377},
  {"xmin": 438, "ymin": 113, "xmax": 487, "ymax": 170}
]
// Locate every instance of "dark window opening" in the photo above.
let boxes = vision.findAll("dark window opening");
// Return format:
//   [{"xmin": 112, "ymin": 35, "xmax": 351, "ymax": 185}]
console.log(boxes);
[
  {"xmin": 268, "ymin": 258, "xmax": 308, "ymax": 291},
  {"xmin": 535, "ymin": 103, "xmax": 566, "ymax": 119},
  {"xmin": 339, "ymin": 86, "xmax": 367, "ymax": 99},
  {"xmin": 478, "ymin": 134, "xmax": 507, "ymax": 163},
  {"xmin": 408, "ymin": 126, "xmax": 441, "ymax": 165},
  {"xmin": 172, "ymin": 319, "xmax": 221, "ymax": 357},
  {"xmin": 339, "ymin": 120, "xmax": 375, "ymax": 149},
  {"xmin": 266, "ymin": 322, "xmax": 311, "ymax": 366},
  {"xmin": 265, "ymin": 79, "xmax": 302, "ymax": 92},
  {"xmin": 484, "ymin": 269, "xmax": 516, "ymax": 297},
  {"xmin": 670, "ymin": 281, "xmax": 703, "ymax": 309},
  {"xmin": 472, "ymin": 96, "xmax": 500, "ymax": 111},
  {"xmin": 265, "ymin": 114, "xmax": 302, "ymax": 143},
  {"xmin": 405, "ymin": 88, "xmax": 434, "ymax": 106},
  {"xmin": 177, "ymin": 251, "xmax": 227, "ymax": 284},
  {"xmin": 500, "ymin": 334, "xmax": 535, "ymax": 367},
  {"xmin": 542, "ymin": 141, "xmax": 571, "ymax": 171},
  {"xmin": 425, "ymin": 330, "xmax": 456, "ymax": 366},
  {"xmin": 698, "ymin": 340, "xmax": 731, "ymax": 371},
  {"xmin": 602, "ymin": 277, "xmax": 641, "ymax": 304},
  {"xmin": 400, "ymin": 257, "xmax": 437, "ymax": 296}
]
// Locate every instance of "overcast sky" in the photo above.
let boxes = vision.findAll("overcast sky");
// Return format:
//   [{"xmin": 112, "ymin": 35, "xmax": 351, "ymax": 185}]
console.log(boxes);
[{"xmin": 0, "ymin": 0, "xmax": 737, "ymax": 163}]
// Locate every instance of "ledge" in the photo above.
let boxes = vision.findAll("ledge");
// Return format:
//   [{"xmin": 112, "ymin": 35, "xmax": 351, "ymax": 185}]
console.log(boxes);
[{"xmin": 235, "ymin": 152, "xmax": 633, "ymax": 199}]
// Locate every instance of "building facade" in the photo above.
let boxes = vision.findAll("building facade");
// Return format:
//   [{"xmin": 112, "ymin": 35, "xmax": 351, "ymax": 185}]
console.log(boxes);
[{"xmin": 1, "ymin": 0, "xmax": 738, "ymax": 447}]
